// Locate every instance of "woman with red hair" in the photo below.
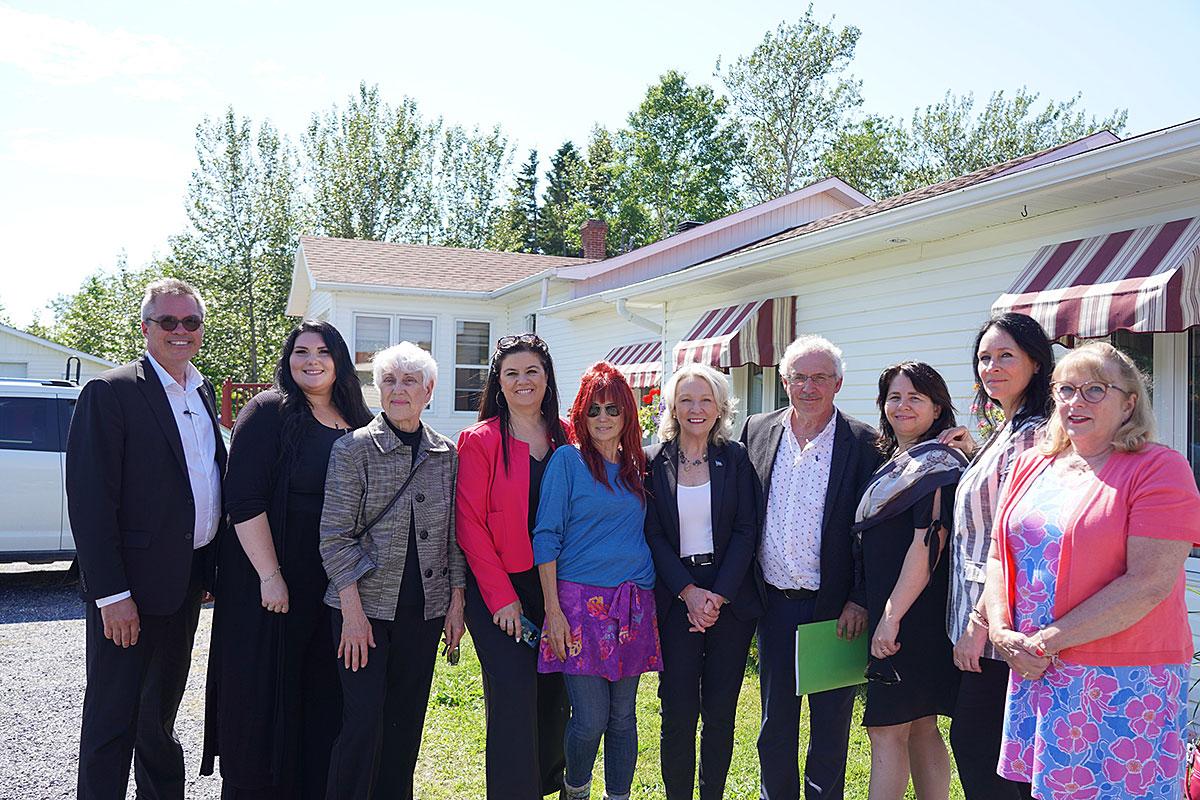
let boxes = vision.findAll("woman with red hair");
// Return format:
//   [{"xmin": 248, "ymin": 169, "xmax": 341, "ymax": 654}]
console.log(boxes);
[{"xmin": 534, "ymin": 362, "xmax": 661, "ymax": 800}]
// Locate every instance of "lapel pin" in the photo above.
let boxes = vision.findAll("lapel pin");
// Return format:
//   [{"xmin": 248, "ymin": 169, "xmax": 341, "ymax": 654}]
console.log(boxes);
[{"xmin": 714, "ymin": 460, "xmax": 723, "ymax": 467}]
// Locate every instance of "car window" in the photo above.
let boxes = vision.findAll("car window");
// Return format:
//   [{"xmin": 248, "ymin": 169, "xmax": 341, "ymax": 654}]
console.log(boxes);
[{"xmin": 0, "ymin": 396, "xmax": 60, "ymax": 452}]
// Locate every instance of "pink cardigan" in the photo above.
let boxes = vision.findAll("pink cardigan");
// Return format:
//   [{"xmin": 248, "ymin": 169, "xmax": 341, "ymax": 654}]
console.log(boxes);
[
  {"xmin": 455, "ymin": 417, "xmax": 572, "ymax": 614},
  {"xmin": 992, "ymin": 444, "xmax": 1200, "ymax": 666}
]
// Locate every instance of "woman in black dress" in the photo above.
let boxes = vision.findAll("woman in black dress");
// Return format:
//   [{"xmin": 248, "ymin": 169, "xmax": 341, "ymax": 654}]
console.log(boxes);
[
  {"xmin": 852, "ymin": 362, "xmax": 965, "ymax": 800},
  {"xmin": 202, "ymin": 320, "xmax": 373, "ymax": 798}
]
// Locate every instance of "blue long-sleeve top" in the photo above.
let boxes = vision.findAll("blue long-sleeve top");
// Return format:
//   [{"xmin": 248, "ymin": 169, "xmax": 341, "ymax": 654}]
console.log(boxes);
[{"xmin": 532, "ymin": 445, "xmax": 655, "ymax": 589}]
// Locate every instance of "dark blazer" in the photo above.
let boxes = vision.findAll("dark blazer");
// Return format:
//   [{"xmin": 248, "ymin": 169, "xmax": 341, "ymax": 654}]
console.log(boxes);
[
  {"xmin": 739, "ymin": 407, "xmax": 880, "ymax": 621},
  {"xmin": 66, "ymin": 355, "xmax": 228, "ymax": 616},
  {"xmin": 644, "ymin": 438, "xmax": 762, "ymax": 622}
]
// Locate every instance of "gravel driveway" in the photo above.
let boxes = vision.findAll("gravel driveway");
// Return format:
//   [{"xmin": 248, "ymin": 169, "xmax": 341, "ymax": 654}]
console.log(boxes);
[{"xmin": 0, "ymin": 562, "xmax": 220, "ymax": 799}]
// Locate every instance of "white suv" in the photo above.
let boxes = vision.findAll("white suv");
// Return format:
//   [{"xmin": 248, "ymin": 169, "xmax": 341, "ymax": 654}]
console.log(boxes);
[{"xmin": 0, "ymin": 378, "xmax": 80, "ymax": 562}]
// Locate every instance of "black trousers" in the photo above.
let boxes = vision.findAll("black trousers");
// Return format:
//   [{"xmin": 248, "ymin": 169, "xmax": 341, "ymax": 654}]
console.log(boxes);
[
  {"xmin": 78, "ymin": 557, "xmax": 205, "ymax": 800},
  {"xmin": 465, "ymin": 576, "xmax": 569, "ymax": 799},
  {"xmin": 757, "ymin": 586, "xmax": 856, "ymax": 800},
  {"xmin": 325, "ymin": 605, "xmax": 443, "ymax": 800},
  {"xmin": 657, "ymin": 566, "xmax": 757, "ymax": 800},
  {"xmin": 949, "ymin": 657, "xmax": 1034, "ymax": 800}
]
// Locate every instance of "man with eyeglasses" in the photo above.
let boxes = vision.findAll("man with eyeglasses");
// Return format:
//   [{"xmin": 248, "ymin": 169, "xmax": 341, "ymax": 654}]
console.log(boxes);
[
  {"xmin": 740, "ymin": 335, "xmax": 881, "ymax": 800},
  {"xmin": 67, "ymin": 277, "xmax": 227, "ymax": 800}
]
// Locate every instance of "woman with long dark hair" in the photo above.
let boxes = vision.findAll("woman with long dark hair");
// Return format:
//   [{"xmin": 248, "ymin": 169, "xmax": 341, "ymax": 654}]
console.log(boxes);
[
  {"xmin": 456, "ymin": 333, "xmax": 572, "ymax": 799},
  {"xmin": 853, "ymin": 362, "xmax": 965, "ymax": 800},
  {"xmin": 535, "ymin": 362, "xmax": 660, "ymax": 800},
  {"xmin": 938, "ymin": 313, "xmax": 1052, "ymax": 799},
  {"xmin": 202, "ymin": 320, "xmax": 373, "ymax": 798}
]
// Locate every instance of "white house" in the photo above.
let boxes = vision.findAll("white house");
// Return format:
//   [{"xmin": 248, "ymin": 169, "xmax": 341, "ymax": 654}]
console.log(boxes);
[
  {"xmin": 0, "ymin": 324, "xmax": 116, "ymax": 383},
  {"xmin": 286, "ymin": 120, "xmax": 1200, "ymax": 483}
]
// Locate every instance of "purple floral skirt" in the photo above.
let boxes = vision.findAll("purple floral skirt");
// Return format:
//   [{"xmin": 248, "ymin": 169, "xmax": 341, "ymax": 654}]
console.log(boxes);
[{"xmin": 537, "ymin": 580, "xmax": 661, "ymax": 681}]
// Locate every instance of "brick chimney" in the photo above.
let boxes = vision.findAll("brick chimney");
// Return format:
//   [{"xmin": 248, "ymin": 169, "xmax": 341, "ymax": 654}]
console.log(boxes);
[{"xmin": 580, "ymin": 218, "xmax": 608, "ymax": 260}]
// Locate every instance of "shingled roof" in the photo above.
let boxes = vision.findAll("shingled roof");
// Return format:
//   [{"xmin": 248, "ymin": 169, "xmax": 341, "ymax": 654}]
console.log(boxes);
[
  {"xmin": 715, "ymin": 131, "xmax": 1121, "ymax": 260},
  {"xmin": 299, "ymin": 236, "xmax": 593, "ymax": 292}
]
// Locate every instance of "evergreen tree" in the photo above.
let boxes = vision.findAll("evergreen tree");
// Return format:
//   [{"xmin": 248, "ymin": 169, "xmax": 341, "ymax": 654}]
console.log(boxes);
[
  {"xmin": 490, "ymin": 149, "xmax": 540, "ymax": 252},
  {"xmin": 539, "ymin": 142, "xmax": 584, "ymax": 256}
]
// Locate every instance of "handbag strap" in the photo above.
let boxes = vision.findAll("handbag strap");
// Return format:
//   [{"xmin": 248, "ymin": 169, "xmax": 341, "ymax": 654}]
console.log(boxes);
[{"xmin": 359, "ymin": 452, "xmax": 428, "ymax": 538}]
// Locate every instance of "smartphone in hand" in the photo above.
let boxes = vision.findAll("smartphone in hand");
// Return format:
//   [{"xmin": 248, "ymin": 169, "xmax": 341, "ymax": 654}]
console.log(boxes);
[{"xmin": 518, "ymin": 615, "xmax": 541, "ymax": 649}]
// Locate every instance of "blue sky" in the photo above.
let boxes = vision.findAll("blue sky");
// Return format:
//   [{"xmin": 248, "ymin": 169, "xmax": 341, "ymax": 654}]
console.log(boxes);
[{"xmin": 1, "ymin": 0, "xmax": 1197, "ymax": 327}]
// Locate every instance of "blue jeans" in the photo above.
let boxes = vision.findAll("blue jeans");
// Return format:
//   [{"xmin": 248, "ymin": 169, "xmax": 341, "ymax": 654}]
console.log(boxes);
[{"xmin": 563, "ymin": 674, "xmax": 641, "ymax": 798}]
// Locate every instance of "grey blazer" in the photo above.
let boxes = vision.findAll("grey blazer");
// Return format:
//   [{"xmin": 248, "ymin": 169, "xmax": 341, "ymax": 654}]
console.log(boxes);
[{"xmin": 319, "ymin": 414, "xmax": 465, "ymax": 621}]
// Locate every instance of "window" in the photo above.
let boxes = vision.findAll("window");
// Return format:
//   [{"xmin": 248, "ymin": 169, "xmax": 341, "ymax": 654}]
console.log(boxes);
[
  {"xmin": 746, "ymin": 365, "xmax": 790, "ymax": 417},
  {"xmin": 397, "ymin": 318, "xmax": 434, "ymax": 352},
  {"xmin": 1110, "ymin": 331, "xmax": 1154, "ymax": 397},
  {"xmin": 455, "ymin": 321, "xmax": 491, "ymax": 412},
  {"xmin": 0, "ymin": 397, "xmax": 59, "ymax": 452},
  {"xmin": 354, "ymin": 315, "xmax": 435, "ymax": 369},
  {"xmin": 0, "ymin": 362, "xmax": 27, "ymax": 377},
  {"xmin": 354, "ymin": 315, "xmax": 390, "ymax": 366}
]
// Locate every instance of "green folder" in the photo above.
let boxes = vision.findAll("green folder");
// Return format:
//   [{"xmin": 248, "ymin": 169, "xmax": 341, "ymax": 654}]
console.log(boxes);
[{"xmin": 794, "ymin": 619, "xmax": 868, "ymax": 695}]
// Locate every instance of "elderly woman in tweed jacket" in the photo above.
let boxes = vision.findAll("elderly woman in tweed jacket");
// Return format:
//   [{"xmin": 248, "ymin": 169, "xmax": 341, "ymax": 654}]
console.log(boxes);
[{"xmin": 319, "ymin": 341, "xmax": 466, "ymax": 800}]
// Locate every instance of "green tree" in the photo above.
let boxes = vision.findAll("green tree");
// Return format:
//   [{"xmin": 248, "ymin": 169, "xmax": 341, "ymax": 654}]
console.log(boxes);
[
  {"xmin": 720, "ymin": 8, "xmax": 863, "ymax": 202},
  {"xmin": 616, "ymin": 71, "xmax": 745, "ymax": 248},
  {"xmin": 902, "ymin": 88, "xmax": 1128, "ymax": 190},
  {"xmin": 819, "ymin": 115, "xmax": 908, "ymax": 199},
  {"xmin": 436, "ymin": 125, "xmax": 510, "ymax": 249},
  {"xmin": 0, "ymin": 299, "xmax": 9, "ymax": 325},
  {"xmin": 539, "ymin": 142, "xmax": 585, "ymax": 256},
  {"xmin": 43, "ymin": 255, "xmax": 163, "ymax": 365},
  {"xmin": 490, "ymin": 149, "xmax": 540, "ymax": 253},
  {"xmin": 180, "ymin": 107, "xmax": 301, "ymax": 382},
  {"xmin": 305, "ymin": 82, "xmax": 430, "ymax": 242}
]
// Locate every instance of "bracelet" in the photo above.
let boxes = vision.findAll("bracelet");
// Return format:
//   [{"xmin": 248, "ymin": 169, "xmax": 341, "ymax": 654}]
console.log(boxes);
[
  {"xmin": 261, "ymin": 566, "xmax": 282, "ymax": 585},
  {"xmin": 1031, "ymin": 627, "xmax": 1063, "ymax": 666},
  {"xmin": 969, "ymin": 608, "xmax": 989, "ymax": 629}
]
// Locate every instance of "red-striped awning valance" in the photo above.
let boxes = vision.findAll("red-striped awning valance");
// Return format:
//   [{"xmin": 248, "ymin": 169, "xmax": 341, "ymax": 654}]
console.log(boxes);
[
  {"xmin": 991, "ymin": 217, "xmax": 1200, "ymax": 339},
  {"xmin": 604, "ymin": 340, "xmax": 662, "ymax": 388},
  {"xmin": 673, "ymin": 297, "xmax": 796, "ymax": 369}
]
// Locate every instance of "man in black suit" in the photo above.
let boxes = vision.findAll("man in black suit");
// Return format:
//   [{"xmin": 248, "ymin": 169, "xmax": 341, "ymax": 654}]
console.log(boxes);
[
  {"xmin": 740, "ymin": 335, "xmax": 881, "ymax": 800},
  {"xmin": 68, "ymin": 278, "xmax": 227, "ymax": 800}
]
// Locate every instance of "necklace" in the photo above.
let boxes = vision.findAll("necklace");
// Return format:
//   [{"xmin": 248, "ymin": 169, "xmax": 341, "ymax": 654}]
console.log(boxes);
[{"xmin": 681, "ymin": 451, "xmax": 708, "ymax": 472}]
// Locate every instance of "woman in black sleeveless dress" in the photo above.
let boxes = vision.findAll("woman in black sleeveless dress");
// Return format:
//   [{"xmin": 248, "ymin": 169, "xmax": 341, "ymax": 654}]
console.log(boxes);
[{"xmin": 853, "ymin": 362, "xmax": 965, "ymax": 800}]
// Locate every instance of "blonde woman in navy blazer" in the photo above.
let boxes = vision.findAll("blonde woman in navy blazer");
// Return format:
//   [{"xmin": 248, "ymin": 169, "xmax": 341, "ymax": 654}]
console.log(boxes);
[{"xmin": 644, "ymin": 362, "xmax": 761, "ymax": 800}]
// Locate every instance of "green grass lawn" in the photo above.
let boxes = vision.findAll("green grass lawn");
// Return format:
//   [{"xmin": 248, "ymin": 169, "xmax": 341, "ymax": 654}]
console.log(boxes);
[{"xmin": 414, "ymin": 636, "xmax": 964, "ymax": 799}]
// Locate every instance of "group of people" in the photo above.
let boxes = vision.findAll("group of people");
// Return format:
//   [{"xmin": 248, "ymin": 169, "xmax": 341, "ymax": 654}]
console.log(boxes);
[{"xmin": 66, "ymin": 276, "xmax": 1200, "ymax": 800}]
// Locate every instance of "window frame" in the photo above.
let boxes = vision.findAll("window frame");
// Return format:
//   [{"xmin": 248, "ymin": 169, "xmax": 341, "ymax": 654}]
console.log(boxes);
[
  {"xmin": 453, "ymin": 318, "xmax": 492, "ymax": 415},
  {"xmin": 352, "ymin": 313, "xmax": 437, "ymax": 371}
]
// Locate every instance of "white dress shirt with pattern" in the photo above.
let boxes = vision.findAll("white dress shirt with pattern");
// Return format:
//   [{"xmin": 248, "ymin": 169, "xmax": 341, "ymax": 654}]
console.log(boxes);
[{"xmin": 758, "ymin": 411, "xmax": 837, "ymax": 591}]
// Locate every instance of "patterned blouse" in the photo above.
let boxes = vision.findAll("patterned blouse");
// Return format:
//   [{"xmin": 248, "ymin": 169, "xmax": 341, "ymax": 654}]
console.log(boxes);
[{"xmin": 946, "ymin": 415, "xmax": 1043, "ymax": 660}]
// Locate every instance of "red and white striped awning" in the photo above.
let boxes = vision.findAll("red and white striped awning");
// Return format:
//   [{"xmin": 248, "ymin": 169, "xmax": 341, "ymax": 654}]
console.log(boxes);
[
  {"xmin": 992, "ymin": 217, "xmax": 1200, "ymax": 339},
  {"xmin": 604, "ymin": 340, "xmax": 662, "ymax": 388},
  {"xmin": 673, "ymin": 297, "xmax": 795, "ymax": 369}
]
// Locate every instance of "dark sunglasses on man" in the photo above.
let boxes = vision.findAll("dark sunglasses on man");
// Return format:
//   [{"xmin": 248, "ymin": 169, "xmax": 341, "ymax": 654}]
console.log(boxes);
[
  {"xmin": 146, "ymin": 315, "xmax": 204, "ymax": 332},
  {"xmin": 586, "ymin": 403, "xmax": 621, "ymax": 418}
]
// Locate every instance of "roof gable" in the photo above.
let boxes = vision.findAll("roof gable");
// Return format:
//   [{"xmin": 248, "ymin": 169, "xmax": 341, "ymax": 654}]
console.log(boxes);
[{"xmin": 556, "ymin": 178, "xmax": 871, "ymax": 297}]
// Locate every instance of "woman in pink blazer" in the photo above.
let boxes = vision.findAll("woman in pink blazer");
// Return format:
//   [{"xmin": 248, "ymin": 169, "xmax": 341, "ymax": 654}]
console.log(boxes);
[{"xmin": 456, "ymin": 333, "xmax": 573, "ymax": 800}]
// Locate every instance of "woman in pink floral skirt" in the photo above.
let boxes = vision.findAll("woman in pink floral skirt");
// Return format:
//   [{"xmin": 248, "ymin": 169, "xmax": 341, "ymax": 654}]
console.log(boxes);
[{"xmin": 983, "ymin": 342, "xmax": 1200, "ymax": 799}]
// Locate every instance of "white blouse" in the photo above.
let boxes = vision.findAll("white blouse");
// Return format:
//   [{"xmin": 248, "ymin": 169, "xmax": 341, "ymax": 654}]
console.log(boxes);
[{"xmin": 677, "ymin": 481, "xmax": 714, "ymax": 557}]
